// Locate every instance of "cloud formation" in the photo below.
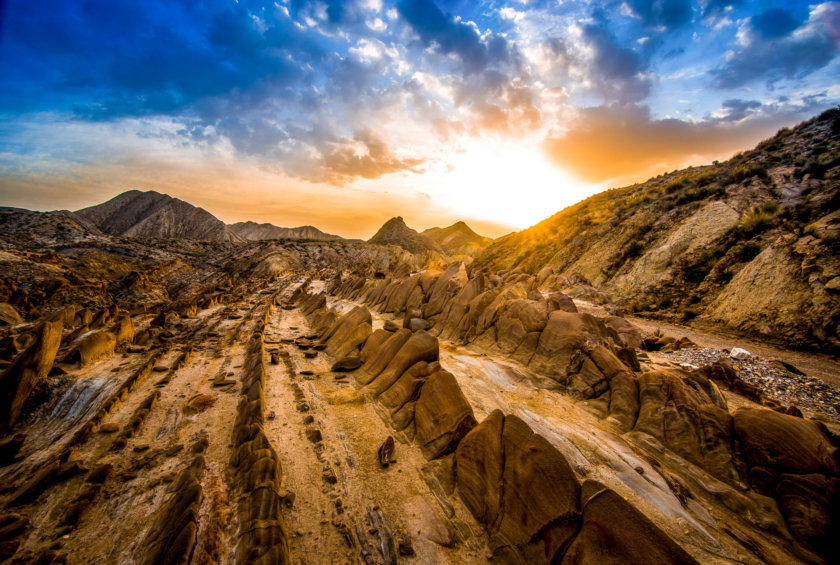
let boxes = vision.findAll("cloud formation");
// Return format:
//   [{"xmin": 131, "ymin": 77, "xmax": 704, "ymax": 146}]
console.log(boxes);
[{"xmin": 1, "ymin": 0, "xmax": 839, "ymax": 230}]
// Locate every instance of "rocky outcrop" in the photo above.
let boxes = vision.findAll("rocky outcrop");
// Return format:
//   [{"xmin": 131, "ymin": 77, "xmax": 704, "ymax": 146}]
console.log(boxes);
[
  {"xmin": 0, "ymin": 318, "xmax": 63, "ymax": 431},
  {"xmin": 455, "ymin": 410, "xmax": 700, "ymax": 564}
]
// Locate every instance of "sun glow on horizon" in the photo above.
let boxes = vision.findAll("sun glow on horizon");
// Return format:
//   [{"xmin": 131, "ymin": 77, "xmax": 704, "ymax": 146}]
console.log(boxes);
[{"xmin": 427, "ymin": 137, "xmax": 600, "ymax": 230}]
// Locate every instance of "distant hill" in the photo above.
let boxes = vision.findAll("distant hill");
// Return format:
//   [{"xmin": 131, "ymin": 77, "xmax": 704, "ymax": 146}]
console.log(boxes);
[
  {"xmin": 368, "ymin": 216, "xmax": 444, "ymax": 254},
  {"xmin": 422, "ymin": 221, "xmax": 492, "ymax": 256},
  {"xmin": 229, "ymin": 221, "xmax": 342, "ymax": 241},
  {"xmin": 474, "ymin": 107, "xmax": 840, "ymax": 353},
  {"xmin": 76, "ymin": 190, "xmax": 243, "ymax": 241}
]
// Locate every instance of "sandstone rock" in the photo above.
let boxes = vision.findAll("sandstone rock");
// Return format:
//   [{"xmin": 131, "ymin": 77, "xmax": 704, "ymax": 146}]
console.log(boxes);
[
  {"xmin": 455, "ymin": 411, "xmax": 581, "ymax": 563},
  {"xmin": 733, "ymin": 407, "xmax": 838, "ymax": 488},
  {"xmin": 112, "ymin": 314, "xmax": 134, "ymax": 345},
  {"xmin": 331, "ymin": 356, "xmax": 362, "ymax": 372},
  {"xmin": 635, "ymin": 370, "xmax": 736, "ymax": 481},
  {"xmin": 560, "ymin": 487, "xmax": 700, "ymax": 565},
  {"xmin": 414, "ymin": 370, "xmax": 476, "ymax": 459},
  {"xmin": 357, "ymin": 328, "xmax": 412, "ymax": 385},
  {"xmin": 424, "ymin": 262, "xmax": 468, "ymax": 318},
  {"xmin": 79, "ymin": 331, "xmax": 117, "ymax": 367},
  {"xmin": 359, "ymin": 329, "xmax": 390, "ymax": 363},
  {"xmin": 378, "ymin": 436, "xmax": 395, "ymax": 467},
  {"xmin": 0, "ymin": 303, "xmax": 22, "ymax": 326},
  {"xmin": 369, "ymin": 330, "xmax": 439, "ymax": 395},
  {"xmin": 0, "ymin": 319, "xmax": 62, "ymax": 431}
]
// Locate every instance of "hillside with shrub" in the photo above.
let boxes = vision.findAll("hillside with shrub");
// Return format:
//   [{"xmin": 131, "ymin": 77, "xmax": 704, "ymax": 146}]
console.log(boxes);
[{"xmin": 473, "ymin": 107, "xmax": 840, "ymax": 353}]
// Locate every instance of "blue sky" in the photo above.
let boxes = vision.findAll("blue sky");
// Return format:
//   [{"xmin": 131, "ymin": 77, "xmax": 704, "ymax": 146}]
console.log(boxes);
[{"xmin": 1, "ymin": 0, "xmax": 839, "ymax": 237}]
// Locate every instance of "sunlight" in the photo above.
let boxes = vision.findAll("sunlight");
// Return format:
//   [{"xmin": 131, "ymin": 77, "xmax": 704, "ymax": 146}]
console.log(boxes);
[{"xmin": 431, "ymin": 137, "xmax": 599, "ymax": 230}]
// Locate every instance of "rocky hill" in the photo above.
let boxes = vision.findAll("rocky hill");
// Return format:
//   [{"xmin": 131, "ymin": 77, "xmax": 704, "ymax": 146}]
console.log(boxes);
[
  {"xmin": 474, "ymin": 107, "xmax": 840, "ymax": 354},
  {"xmin": 229, "ymin": 221, "xmax": 342, "ymax": 241},
  {"xmin": 368, "ymin": 216, "xmax": 444, "ymax": 254},
  {"xmin": 422, "ymin": 221, "xmax": 492, "ymax": 256},
  {"xmin": 76, "ymin": 190, "xmax": 243, "ymax": 241}
]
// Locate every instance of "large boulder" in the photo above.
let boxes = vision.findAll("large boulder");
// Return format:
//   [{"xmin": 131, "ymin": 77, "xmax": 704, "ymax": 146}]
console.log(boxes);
[
  {"xmin": 0, "ymin": 303, "xmax": 22, "ymax": 326},
  {"xmin": 634, "ymin": 370, "xmax": 736, "ymax": 481},
  {"xmin": 79, "ymin": 331, "xmax": 117, "ymax": 367},
  {"xmin": 733, "ymin": 407, "xmax": 838, "ymax": 491},
  {"xmin": 369, "ymin": 331, "xmax": 439, "ymax": 395},
  {"xmin": 357, "ymin": 329, "xmax": 412, "ymax": 385},
  {"xmin": 455, "ymin": 411, "xmax": 581, "ymax": 563},
  {"xmin": 0, "ymin": 319, "xmax": 63, "ymax": 430},
  {"xmin": 560, "ymin": 486, "xmax": 700, "ymax": 565},
  {"xmin": 424, "ymin": 262, "xmax": 468, "ymax": 318},
  {"xmin": 112, "ymin": 314, "xmax": 135, "ymax": 345},
  {"xmin": 414, "ymin": 370, "xmax": 476, "ymax": 459}
]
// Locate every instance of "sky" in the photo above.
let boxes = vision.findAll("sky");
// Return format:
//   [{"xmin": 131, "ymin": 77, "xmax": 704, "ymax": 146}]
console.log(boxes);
[{"xmin": 1, "ymin": 0, "xmax": 839, "ymax": 238}]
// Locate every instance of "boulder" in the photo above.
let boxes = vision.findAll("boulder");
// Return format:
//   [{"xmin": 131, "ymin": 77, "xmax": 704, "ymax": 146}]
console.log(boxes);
[
  {"xmin": 0, "ymin": 303, "xmax": 22, "ymax": 326},
  {"xmin": 560, "ymin": 486, "xmax": 700, "ymax": 565},
  {"xmin": 730, "ymin": 347, "xmax": 751, "ymax": 360},
  {"xmin": 733, "ymin": 407, "xmax": 838, "ymax": 490},
  {"xmin": 357, "ymin": 329, "xmax": 412, "ymax": 385},
  {"xmin": 112, "ymin": 314, "xmax": 134, "ymax": 345},
  {"xmin": 0, "ymin": 319, "xmax": 62, "ymax": 431},
  {"xmin": 414, "ymin": 370, "xmax": 476, "ymax": 459},
  {"xmin": 79, "ymin": 331, "xmax": 117, "ymax": 367},
  {"xmin": 369, "ymin": 330, "xmax": 439, "ymax": 395},
  {"xmin": 455, "ymin": 411, "xmax": 581, "ymax": 563},
  {"xmin": 424, "ymin": 262, "xmax": 468, "ymax": 318},
  {"xmin": 634, "ymin": 370, "xmax": 736, "ymax": 481}
]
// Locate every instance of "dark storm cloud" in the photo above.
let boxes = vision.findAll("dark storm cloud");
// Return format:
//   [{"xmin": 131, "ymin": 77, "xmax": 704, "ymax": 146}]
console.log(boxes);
[{"xmin": 712, "ymin": 3, "xmax": 840, "ymax": 88}]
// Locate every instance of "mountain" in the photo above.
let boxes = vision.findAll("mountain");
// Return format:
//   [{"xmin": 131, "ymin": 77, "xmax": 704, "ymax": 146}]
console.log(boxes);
[
  {"xmin": 368, "ymin": 216, "xmax": 444, "ymax": 254},
  {"xmin": 76, "ymin": 190, "xmax": 243, "ymax": 241},
  {"xmin": 229, "ymin": 221, "xmax": 342, "ymax": 241},
  {"xmin": 474, "ymin": 107, "xmax": 840, "ymax": 353},
  {"xmin": 422, "ymin": 221, "xmax": 492, "ymax": 256}
]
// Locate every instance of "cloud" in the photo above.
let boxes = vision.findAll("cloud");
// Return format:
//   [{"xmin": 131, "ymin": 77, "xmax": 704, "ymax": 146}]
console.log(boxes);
[
  {"xmin": 543, "ymin": 102, "xmax": 814, "ymax": 185},
  {"xmin": 750, "ymin": 8, "xmax": 802, "ymax": 39},
  {"xmin": 580, "ymin": 24, "xmax": 652, "ymax": 103},
  {"xmin": 316, "ymin": 129, "xmax": 425, "ymax": 184},
  {"xmin": 718, "ymin": 98, "xmax": 762, "ymax": 121},
  {"xmin": 623, "ymin": 0, "xmax": 693, "ymax": 29},
  {"xmin": 712, "ymin": 2, "xmax": 840, "ymax": 88},
  {"xmin": 396, "ymin": 0, "xmax": 510, "ymax": 76}
]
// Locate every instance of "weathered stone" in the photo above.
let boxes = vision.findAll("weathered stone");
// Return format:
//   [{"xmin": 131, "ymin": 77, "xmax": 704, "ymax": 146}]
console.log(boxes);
[
  {"xmin": 0, "ymin": 319, "xmax": 62, "ymax": 431},
  {"xmin": 560, "ymin": 488, "xmax": 700, "ymax": 565},
  {"xmin": 414, "ymin": 370, "xmax": 476, "ymax": 459}
]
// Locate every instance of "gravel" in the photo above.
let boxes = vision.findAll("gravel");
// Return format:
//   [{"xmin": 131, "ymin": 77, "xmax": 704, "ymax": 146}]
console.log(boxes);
[{"xmin": 664, "ymin": 347, "xmax": 840, "ymax": 422}]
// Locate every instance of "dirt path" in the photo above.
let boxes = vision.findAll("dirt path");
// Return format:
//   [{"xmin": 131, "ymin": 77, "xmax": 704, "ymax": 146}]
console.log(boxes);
[{"xmin": 265, "ymin": 296, "xmax": 489, "ymax": 564}]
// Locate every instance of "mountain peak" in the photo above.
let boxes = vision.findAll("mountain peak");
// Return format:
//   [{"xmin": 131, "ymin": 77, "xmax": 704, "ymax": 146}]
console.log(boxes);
[
  {"xmin": 76, "ymin": 190, "xmax": 240, "ymax": 241},
  {"xmin": 422, "ymin": 220, "xmax": 491, "ymax": 256},
  {"xmin": 369, "ymin": 216, "xmax": 442, "ymax": 254}
]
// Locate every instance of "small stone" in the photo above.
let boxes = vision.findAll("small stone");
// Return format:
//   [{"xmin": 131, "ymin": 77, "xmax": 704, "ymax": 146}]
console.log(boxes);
[{"xmin": 730, "ymin": 347, "xmax": 751, "ymax": 360}]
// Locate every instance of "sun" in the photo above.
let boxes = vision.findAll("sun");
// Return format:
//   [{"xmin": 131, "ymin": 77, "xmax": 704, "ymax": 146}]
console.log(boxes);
[{"xmin": 431, "ymin": 137, "xmax": 598, "ymax": 230}]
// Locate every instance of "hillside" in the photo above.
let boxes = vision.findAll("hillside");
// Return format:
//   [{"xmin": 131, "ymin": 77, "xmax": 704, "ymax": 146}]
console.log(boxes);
[
  {"xmin": 474, "ymin": 107, "xmax": 840, "ymax": 353},
  {"xmin": 229, "ymin": 221, "xmax": 342, "ymax": 241},
  {"xmin": 76, "ymin": 190, "xmax": 243, "ymax": 241},
  {"xmin": 422, "ymin": 221, "xmax": 492, "ymax": 256},
  {"xmin": 368, "ymin": 216, "xmax": 444, "ymax": 254}
]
